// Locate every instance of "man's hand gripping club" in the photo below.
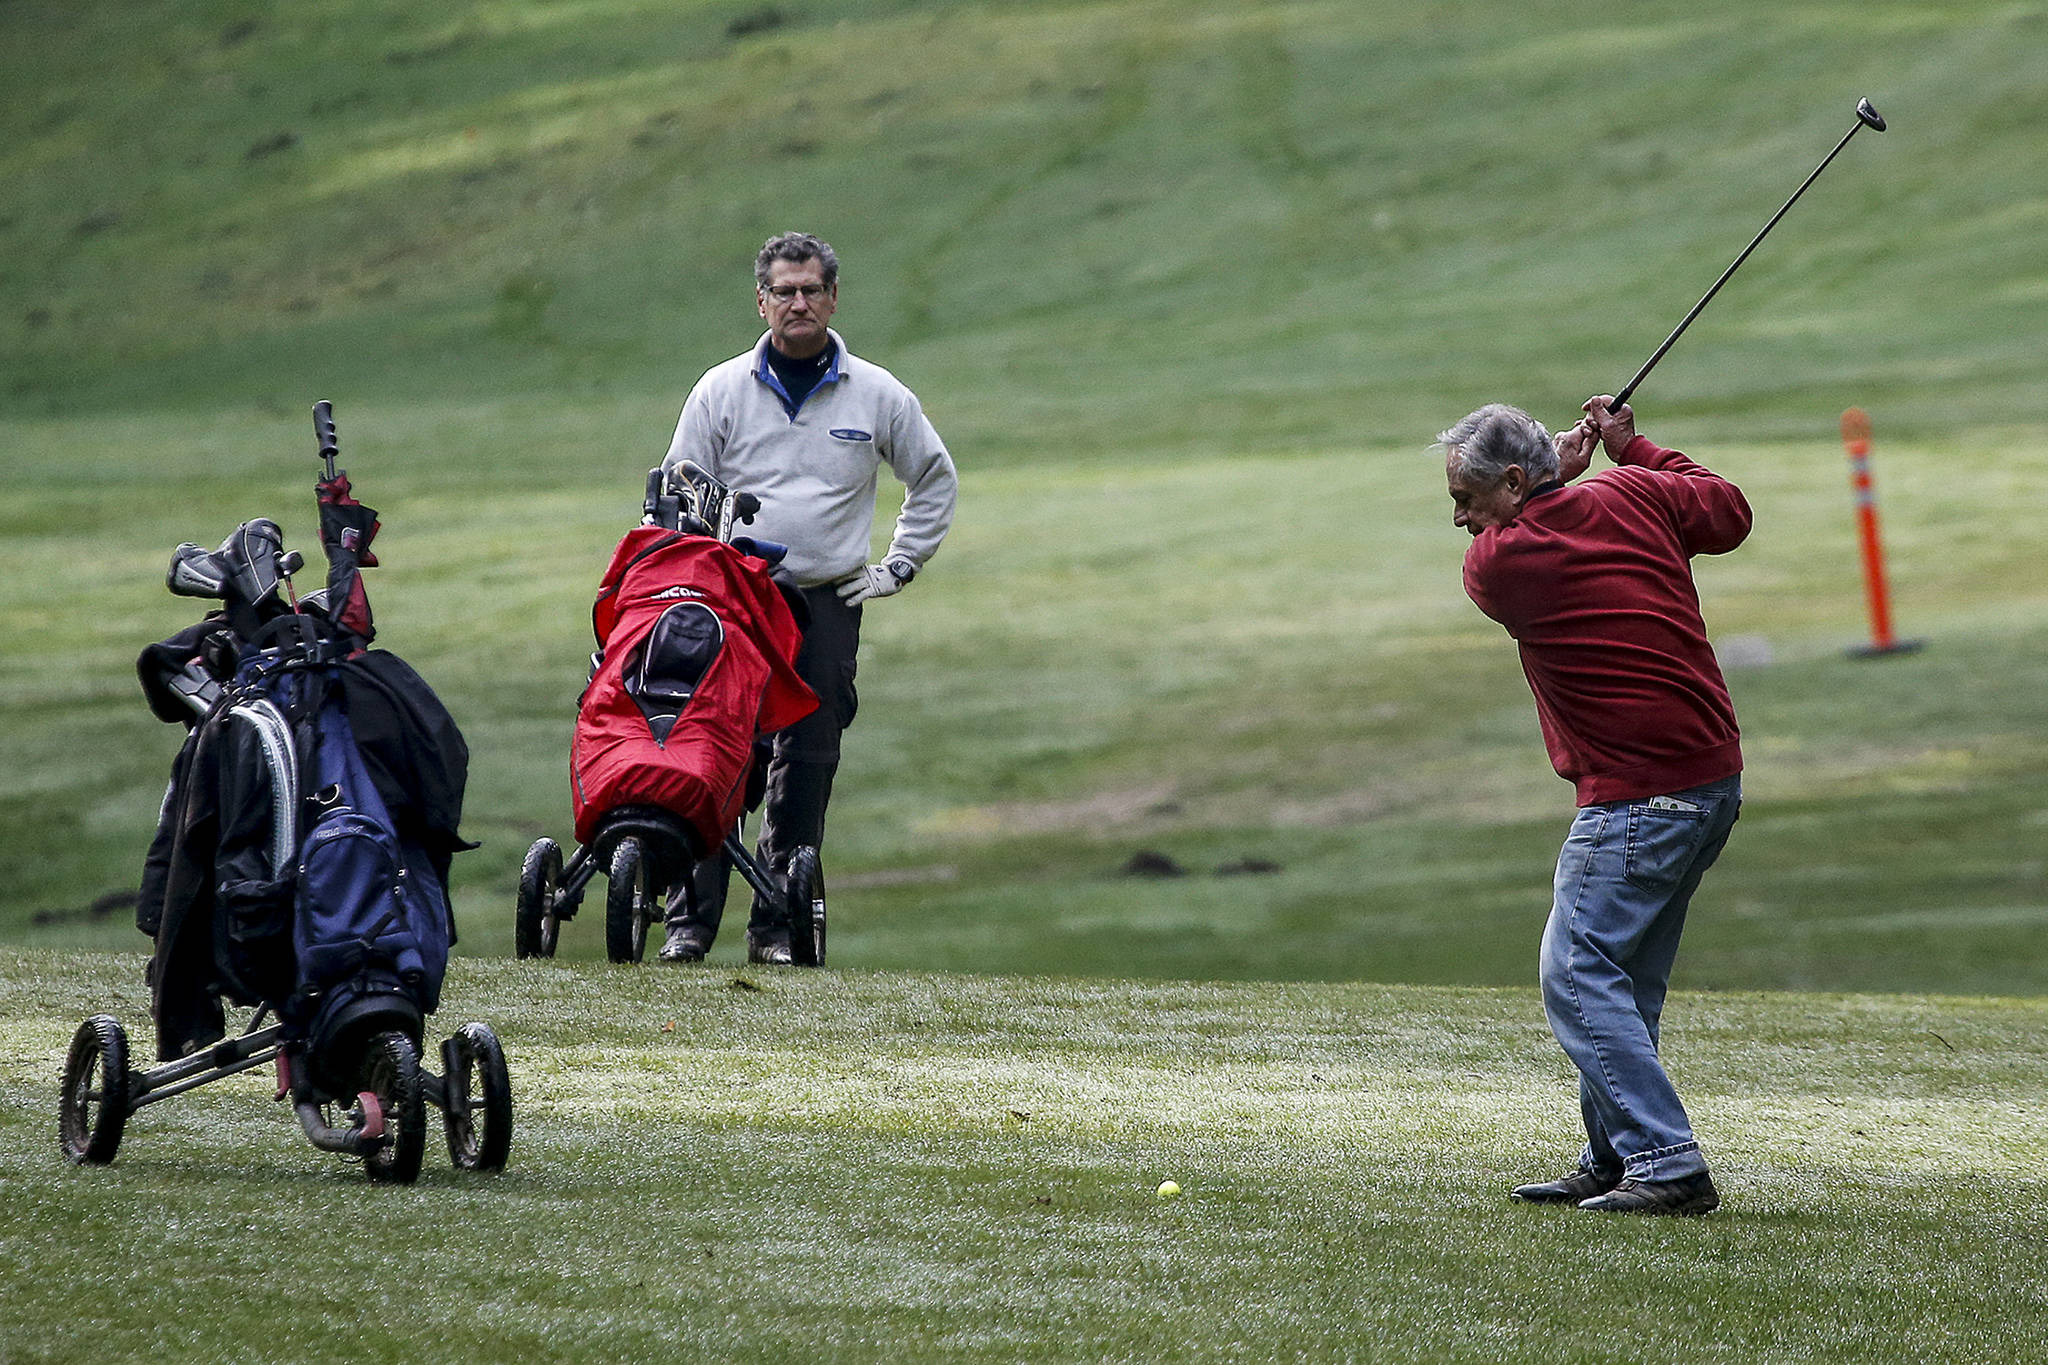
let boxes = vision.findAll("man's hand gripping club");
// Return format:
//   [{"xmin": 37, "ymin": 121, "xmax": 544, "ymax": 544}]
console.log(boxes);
[{"xmin": 1553, "ymin": 395, "xmax": 1640, "ymax": 483}]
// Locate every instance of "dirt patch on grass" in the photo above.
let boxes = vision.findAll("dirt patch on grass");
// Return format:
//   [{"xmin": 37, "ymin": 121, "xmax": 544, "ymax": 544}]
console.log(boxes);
[
  {"xmin": 833, "ymin": 864, "xmax": 961, "ymax": 891},
  {"xmin": 916, "ymin": 785, "xmax": 1180, "ymax": 837}
]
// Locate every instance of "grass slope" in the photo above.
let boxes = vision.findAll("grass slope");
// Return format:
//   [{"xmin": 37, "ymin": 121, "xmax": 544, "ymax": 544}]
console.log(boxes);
[
  {"xmin": 8, "ymin": 948, "xmax": 2048, "ymax": 1363},
  {"xmin": 5, "ymin": 0, "xmax": 2048, "ymax": 992},
  {"xmin": 4, "ymin": 0, "xmax": 2044, "ymax": 440}
]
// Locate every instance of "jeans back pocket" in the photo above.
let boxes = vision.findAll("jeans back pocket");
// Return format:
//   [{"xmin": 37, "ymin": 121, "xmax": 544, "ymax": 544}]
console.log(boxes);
[{"xmin": 1622, "ymin": 802, "xmax": 1711, "ymax": 894}]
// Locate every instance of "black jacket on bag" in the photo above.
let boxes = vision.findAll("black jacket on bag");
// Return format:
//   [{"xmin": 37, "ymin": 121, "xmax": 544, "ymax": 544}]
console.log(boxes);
[{"xmin": 136, "ymin": 621, "xmax": 472, "ymax": 1062}]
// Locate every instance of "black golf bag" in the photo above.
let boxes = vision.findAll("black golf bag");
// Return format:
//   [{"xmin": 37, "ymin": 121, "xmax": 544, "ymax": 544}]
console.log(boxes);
[
  {"xmin": 136, "ymin": 442, "xmax": 470, "ymax": 1091},
  {"xmin": 61, "ymin": 403, "xmax": 508, "ymax": 1184}
]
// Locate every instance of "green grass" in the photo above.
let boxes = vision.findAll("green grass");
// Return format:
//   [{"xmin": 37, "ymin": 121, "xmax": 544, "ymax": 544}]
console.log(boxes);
[
  {"xmin": 7, "ymin": 5, "xmax": 2044, "ymax": 992},
  {"xmin": 8, "ymin": 947, "xmax": 2048, "ymax": 1363},
  {"xmin": 9, "ymin": 415, "xmax": 2048, "ymax": 994},
  {"xmin": 5, "ymin": 1, "xmax": 2045, "ymax": 440}
]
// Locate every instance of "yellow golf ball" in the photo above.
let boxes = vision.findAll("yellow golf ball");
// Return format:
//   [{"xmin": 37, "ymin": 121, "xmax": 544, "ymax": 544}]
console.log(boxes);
[{"xmin": 1156, "ymin": 1180, "xmax": 1181, "ymax": 1200}]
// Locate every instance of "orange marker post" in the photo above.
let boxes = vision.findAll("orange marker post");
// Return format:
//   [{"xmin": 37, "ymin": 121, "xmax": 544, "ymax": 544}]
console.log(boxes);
[{"xmin": 1840, "ymin": 408, "xmax": 1923, "ymax": 658}]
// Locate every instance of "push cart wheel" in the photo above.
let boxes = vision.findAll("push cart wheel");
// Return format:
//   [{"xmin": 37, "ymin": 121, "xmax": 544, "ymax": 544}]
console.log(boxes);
[
  {"xmin": 515, "ymin": 837, "xmax": 564, "ymax": 959},
  {"xmin": 605, "ymin": 836, "xmax": 653, "ymax": 964},
  {"xmin": 357, "ymin": 1030, "xmax": 425, "ymax": 1185},
  {"xmin": 441, "ymin": 1022, "xmax": 513, "ymax": 1173},
  {"xmin": 59, "ymin": 1015, "xmax": 131, "ymax": 1165},
  {"xmin": 785, "ymin": 846, "xmax": 827, "ymax": 968}
]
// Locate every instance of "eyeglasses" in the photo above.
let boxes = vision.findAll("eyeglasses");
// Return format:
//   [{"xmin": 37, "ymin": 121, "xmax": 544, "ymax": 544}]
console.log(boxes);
[{"xmin": 763, "ymin": 283, "xmax": 831, "ymax": 302}]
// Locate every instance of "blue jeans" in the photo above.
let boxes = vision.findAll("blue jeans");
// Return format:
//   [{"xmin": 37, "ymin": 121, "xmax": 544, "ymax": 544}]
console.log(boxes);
[
  {"xmin": 670, "ymin": 585, "xmax": 860, "ymax": 940},
  {"xmin": 1539, "ymin": 776, "xmax": 1741, "ymax": 1182}
]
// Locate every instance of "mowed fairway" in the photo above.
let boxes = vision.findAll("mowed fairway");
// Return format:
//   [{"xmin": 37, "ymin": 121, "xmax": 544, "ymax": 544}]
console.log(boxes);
[{"xmin": 7, "ymin": 948, "xmax": 2048, "ymax": 1362}]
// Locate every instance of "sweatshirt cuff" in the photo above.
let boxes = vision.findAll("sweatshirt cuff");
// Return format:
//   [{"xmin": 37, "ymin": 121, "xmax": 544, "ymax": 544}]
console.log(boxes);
[{"xmin": 1616, "ymin": 434, "xmax": 1663, "ymax": 465}]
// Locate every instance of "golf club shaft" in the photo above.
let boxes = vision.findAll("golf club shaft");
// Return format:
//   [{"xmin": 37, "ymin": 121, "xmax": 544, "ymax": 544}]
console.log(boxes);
[{"xmin": 1610, "ymin": 107, "xmax": 1879, "ymax": 411}]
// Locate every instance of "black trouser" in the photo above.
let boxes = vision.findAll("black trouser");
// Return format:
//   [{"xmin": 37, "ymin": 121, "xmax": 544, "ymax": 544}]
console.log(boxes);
[{"xmin": 667, "ymin": 584, "xmax": 860, "ymax": 941}]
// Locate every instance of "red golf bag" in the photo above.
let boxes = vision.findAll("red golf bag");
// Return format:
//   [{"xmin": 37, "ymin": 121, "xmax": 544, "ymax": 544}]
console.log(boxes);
[
  {"xmin": 572, "ymin": 527, "xmax": 817, "ymax": 854},
  {"xmin": 515, "ymin": 501, "xmax": 827, "ymax": 967}
]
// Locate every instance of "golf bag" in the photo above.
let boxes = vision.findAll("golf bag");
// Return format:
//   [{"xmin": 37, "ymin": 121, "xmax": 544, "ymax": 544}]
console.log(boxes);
[
  {"xmin": 572, "ymin": 526, "xmax": 816, "ymax": 857},
  {"xmin": 138, "ymin": 453, "xmax": 470, "ymax": 1081},
  {"xmin": 518, "ymin": 462, "xmax": 826, "ymax": 966},
  {"xmin": 62, "ymin": 402, "xmax": 508, "ymax": 1185}
]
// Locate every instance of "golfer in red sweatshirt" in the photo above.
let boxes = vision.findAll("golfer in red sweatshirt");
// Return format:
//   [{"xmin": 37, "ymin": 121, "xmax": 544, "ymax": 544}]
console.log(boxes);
[{"xmin": 1443, "ymin": 396, "xmax": 1750, "ymax": 1216}]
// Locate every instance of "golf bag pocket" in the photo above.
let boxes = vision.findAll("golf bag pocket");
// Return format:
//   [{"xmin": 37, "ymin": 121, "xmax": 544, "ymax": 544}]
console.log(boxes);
[
  {"xmin": 626, "ymin": 602, "xmax": 724, "ymax": 746},
  {"xmin": 297, "ymin": 809, "xmax": 403, "ymax": 976},
  {"xmin": 217, "ymin": 875, "xmax": 296, "ymax": 1002},
  {"xmin": 291, "ymin": 703, "xmax": 450, "ymax": 1016}
]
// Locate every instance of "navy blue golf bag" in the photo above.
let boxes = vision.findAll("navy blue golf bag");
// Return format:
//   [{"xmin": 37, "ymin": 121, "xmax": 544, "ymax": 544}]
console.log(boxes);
[{"xmin": 233, "ymin": 629, "xmax": 455, "ymax": 1070}]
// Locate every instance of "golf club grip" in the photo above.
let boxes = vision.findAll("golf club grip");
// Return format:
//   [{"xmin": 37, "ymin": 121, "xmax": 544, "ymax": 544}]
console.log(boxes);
[{"xmin": 313, "ymin": 400, "xmax": 338, "ymax": 476}]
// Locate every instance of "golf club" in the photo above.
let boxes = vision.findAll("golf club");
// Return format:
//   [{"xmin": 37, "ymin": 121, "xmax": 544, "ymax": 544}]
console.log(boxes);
[
  {"xmin": 166, "ymin": 542, "xmax": 230, "ymax": 599},
  {"xmin": 1606, "ymin": 97, "xmax": 1886, "ymax": 412},
  {"xmin": 222, "ymin": 518, "xmax": 288, "ymax": 609}
]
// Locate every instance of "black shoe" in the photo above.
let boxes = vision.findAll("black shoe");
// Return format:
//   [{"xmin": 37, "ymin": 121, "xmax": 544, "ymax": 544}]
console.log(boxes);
[
  {"xmin": 1511, "ymin": 1169, "xmax": 1622, "ymax": 1204},
  {"xmin": 659, "ymin": 924, "xmax": 711, "ymax": 963},
  {"xmin": 1578, "ymin": 1171, "xmax": 1719, "ymax": 1216},
  {"xmin": 746, "ymin": 933, "xmax": 793, "ymax": 966}
]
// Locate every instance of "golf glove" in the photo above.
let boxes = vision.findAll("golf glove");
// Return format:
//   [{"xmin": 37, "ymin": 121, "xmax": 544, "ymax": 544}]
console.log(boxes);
[{"xmin": 836, "ymin": 556, "xmax": 917, "ymax": 606}]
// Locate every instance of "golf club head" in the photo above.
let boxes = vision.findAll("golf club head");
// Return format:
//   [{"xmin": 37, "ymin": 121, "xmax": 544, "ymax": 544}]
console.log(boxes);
[
  {"xmin": 642, "ymin": 466, "xmax": 707, "ymax": 534},
  {"xmin": 166, "ymin": 543, "xmax": 230, "ymax": 599},
  {"xmin": 673, "ymin": 460, "xmax": 734, "ymax": 538},
  {"xmin": 163, "ymin": 661, "xmax": 224, "ymax": 717},
  {"xmin": 219, "ymin": 518, "xmax": 287, "ymax": 609},
  {"xmin": 1856, "ymin": 98, "xmax": 1885, "ymax": 132}
]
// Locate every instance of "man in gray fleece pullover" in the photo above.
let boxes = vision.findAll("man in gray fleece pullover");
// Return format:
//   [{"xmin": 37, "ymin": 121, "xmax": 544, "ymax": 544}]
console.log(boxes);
[{"xmin": 656, "ymin": 231, "xmax": 957, "ymax": 964}]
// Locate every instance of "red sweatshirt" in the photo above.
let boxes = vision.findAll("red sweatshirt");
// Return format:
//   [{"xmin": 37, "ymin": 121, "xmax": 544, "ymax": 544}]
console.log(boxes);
[{"xmin": 1463, "ymin": 434, "xmax": 1752, "ymax": 806}]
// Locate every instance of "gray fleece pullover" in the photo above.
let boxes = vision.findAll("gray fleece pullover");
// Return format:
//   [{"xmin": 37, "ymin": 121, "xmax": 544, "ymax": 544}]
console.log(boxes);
[{"xmin": 662, "ymin": 329, "xmax": 958, "ymax": 588}]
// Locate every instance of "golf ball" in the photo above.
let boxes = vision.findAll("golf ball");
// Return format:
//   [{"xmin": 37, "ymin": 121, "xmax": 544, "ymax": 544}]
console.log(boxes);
[{"xmin": 1156, "ymin": 1180, "xmax": 1181, "ymax": 1200}]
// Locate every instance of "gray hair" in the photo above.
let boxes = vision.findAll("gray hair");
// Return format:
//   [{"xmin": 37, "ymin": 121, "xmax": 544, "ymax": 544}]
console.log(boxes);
[
  {"xmin": 754, "ymin": 232, "xmax": 839, "ymax": 289},
  {"xmin": 1436, "ymin": 404, "xmax": 1559, "ymax": 484}
]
